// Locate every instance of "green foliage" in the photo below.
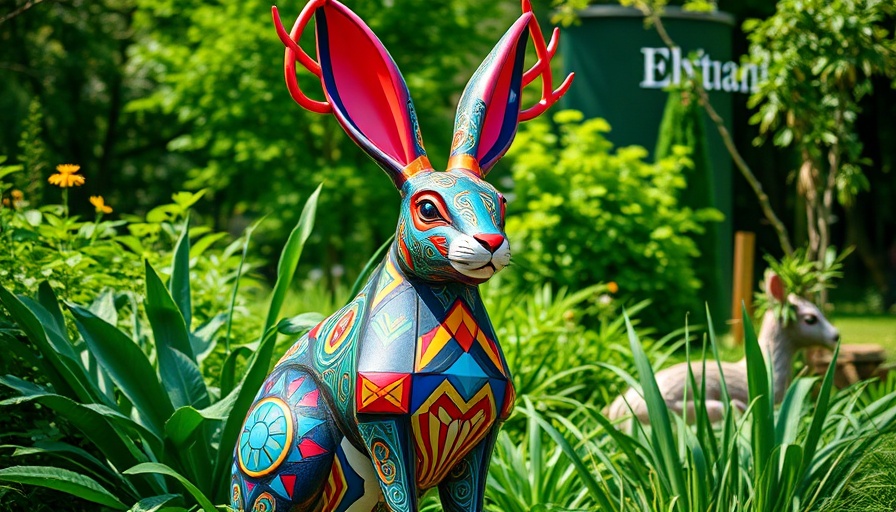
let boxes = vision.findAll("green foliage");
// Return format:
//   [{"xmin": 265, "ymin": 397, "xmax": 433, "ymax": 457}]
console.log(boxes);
[
  {"xmin": 754, "ymin": 246, "xmax": 852, "ymax": 323},
  {"xmin": 504, "ymin": 110, "xmax": 721, "ymax": 332},
  {"xmin": 655, "ymin": 85, "xmax": 725, "ymax": 328},
  {"xmin": 484, "ymin": 309, "xmax": 896, "ymax": 511},
  {"xmin": 0, "ymin": 189, "xmax": 322, "ymax": 508}
]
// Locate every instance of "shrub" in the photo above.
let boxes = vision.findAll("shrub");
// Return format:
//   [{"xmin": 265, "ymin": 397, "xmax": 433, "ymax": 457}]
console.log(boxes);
[
  {"xmin": 503, "ymin": 111, "xmax": 722, "ymax": 333},
  {"xmin": 0, "ymin": 188, "xmax": 323, "ymax": 509}
]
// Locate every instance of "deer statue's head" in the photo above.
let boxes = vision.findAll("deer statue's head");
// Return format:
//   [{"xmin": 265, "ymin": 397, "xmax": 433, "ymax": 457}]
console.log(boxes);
[{"xmin": 766, "ymin": 272, "xmax": 840, "ymax": 350}]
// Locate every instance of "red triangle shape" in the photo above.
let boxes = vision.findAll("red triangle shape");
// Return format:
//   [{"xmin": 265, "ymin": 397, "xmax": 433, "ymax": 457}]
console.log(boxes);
[
  {"xmin": 298, "ymin": 438, "xmax": 328, "ymax": 458},
  {"xmin": 297, "ymin": 389, "xmax": 319, "ymax": 407},
  {"xmin": 280, "ymin": 474, "xmax": 296, "ymax": 499},
  {"xmin": 454, "ymin": 323, "xmax": 475, "ymax": 351},
  {"xmin": 288, "ymin": 377, "xmax": 305, "ymax": 398},
  {"xmin": 246, "ymin": 481, "xmax": 256, "ymax": 494}
]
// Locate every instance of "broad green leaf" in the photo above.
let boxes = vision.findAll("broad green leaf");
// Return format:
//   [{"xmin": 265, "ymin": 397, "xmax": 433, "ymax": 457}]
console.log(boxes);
[
  {"xmin": 125, "ymin": 463, "xmax": 216, "ymax": 512},
  {"xmin": 145, "ymin": 261, "xmax": 194, "ymax": 360},
  {"xmin": 166, "ymin": 348, "xmax": 211, "ymax": 409},
  {"xmin": 0, "ymin": 378, "xmax": 153, "ymax": 475},
  {"xmin": 0, "ymin": 284, "xmax": 93, "ymax": 403},
  {"xmin": 69, "ymin": 304, "xmax": 173, "ymax": 435},
  {"xmin": 128, "ymin": 494, "xmax": 181, "ymax": 512},
  {"xmin": 145, "ymin": 261, "xmax": 208, "ymax": 408},
  {"xmin": 220, "ymin": 345, "xmax": 253, "ymax": 397},
  {"xmin": 12, "ymin": 440, "xmax": 117, "ymax": 483},
  {"xmin": 0, "ymin": 466, "xmax": 127, "ymax": 509},
  {"xmin": 264, "ymin": 184, "xmax": 321, "ymax": 333},
  {"xmin": 170, "ymin": 213, "xmax": 192, "ymax": 330},
  {"xmin": 189, "ymin": 232, "xmax": 228, "ymax": 259},
  {"xmin": 88, "ymin": 288, "xmax": 119, "ymax": 326},
  {"xmin": 191, "ymin": 313, "xmax": 227, "ymax": 362},
  {"xmin": 277, "ymin": 312, "xmax": 325, "ymax": 335}
]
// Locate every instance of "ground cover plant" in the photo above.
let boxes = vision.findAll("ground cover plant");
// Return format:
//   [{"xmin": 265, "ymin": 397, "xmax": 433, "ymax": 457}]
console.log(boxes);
[
  {"xmin": 480, "ymin": 309, "xmax": 896, "ymax": 511},
  {"xmin": 0, "ymin": 186, "xmax": 325, "ymax": 509}
]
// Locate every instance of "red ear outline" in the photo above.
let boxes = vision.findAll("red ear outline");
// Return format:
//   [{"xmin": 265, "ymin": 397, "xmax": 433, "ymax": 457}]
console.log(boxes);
[{"xmin": 314, "ymin": 1, "xmax": 431, "ymax": 188}]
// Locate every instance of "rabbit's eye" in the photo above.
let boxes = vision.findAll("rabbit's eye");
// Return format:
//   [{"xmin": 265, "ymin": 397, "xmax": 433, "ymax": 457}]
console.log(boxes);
[
  {"xmin": 803, "ymin": 315, "xmax": 818, "ymax": 325},
  {"xmin": 419, "ymin": 201, "xmax": 442, "ymax": 221}
]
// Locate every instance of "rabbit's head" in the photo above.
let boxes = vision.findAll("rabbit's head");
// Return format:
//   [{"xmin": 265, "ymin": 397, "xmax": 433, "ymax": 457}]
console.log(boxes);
[{"xmin": 274, "ymin": 0, "xmax": 573, "ymax": 284}]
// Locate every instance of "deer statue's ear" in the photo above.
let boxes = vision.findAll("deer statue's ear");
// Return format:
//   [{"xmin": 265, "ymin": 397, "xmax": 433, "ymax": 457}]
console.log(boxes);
[
  {"xmin": 766, "ymin": 272, "xmax": 787, "ymax": 303},
  {"xmin": 313, "ymin": 0, "xmax": 430, "ymax": 188}
]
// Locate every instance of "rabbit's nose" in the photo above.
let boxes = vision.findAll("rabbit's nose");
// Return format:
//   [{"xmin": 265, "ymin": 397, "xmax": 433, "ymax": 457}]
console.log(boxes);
[{"xmin": 474, "ymin": 234, "xmax": 505, "ymax": 253}]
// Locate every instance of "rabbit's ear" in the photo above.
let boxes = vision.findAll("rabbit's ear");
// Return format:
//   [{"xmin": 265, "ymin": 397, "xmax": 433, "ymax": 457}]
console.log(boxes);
[
  {"xmin": 448, "ymin": 14, "xmax": 532, "ymax": 177},
  {"xmin": 314, "ymin": 1, "xmax": 430, "ymax": 188}
]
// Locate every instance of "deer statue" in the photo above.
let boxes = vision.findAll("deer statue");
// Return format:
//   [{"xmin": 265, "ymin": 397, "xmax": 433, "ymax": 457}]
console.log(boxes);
[
  {"xmin": 229, "ymin": 1, "xmax": 573, "ymax": 511},
  {"xmin": 606, "ymin": 272, "xmax": 841, "ymax": 426}
]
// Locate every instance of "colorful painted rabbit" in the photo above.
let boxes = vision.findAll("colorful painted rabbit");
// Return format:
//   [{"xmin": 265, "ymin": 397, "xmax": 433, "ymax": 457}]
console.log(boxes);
[{"xmin": 230, "ymin": 1, "xmax": 572, "ymax": 511}]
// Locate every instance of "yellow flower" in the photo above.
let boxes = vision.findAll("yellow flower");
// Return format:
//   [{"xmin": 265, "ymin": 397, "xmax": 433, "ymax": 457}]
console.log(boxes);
[
  {"xmin": 11, "ymin": 189, "xmax": 23, "ymax": 201},
  {"xmin": 48, "ymin": 164, "xmax": 85, "ymax": 188},
  {"xmin": 89, "ymin": 195, "xmax": 112, "ymax": 214},
  {"xmin": 607, "ymin": 281, "xmax": 619, "ymax": 294}
]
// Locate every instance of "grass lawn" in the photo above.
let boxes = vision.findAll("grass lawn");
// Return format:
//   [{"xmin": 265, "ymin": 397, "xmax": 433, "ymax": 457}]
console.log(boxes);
[{"xmin": 834, "ymin": 314, "xmax": 896, "ymax": 362}]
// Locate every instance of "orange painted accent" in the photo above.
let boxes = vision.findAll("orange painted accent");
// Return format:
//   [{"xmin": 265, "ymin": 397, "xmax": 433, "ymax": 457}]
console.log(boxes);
[
  {"xmin": 411, "ymin": 380, "xmax": 496, "ymax": 488},
  {"xmin": 446, "ymin": 154, "xmax": 482, "ymax": 177},
  {"xmin": 401, "ymin": 155, "xmax": 433, "ymax": 180},
  {"xmin": 357, "ymin": 372, "xmax": 411, "ymax": 413}
]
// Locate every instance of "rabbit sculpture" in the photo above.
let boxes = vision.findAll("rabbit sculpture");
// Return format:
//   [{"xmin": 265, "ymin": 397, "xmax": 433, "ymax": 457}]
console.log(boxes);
[{"xmin": 229, "ymin": 1, "xmax": 573, "ymax": 511}]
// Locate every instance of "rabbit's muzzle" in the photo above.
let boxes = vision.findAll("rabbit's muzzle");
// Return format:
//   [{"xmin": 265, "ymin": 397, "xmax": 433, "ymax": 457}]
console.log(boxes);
[{"xmin": 448, "ymin": 233, "xmax": 511, "ymax": 281}]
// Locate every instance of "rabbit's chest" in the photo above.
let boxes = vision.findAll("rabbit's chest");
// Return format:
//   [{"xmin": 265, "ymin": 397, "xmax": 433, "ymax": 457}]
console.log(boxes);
[{"xmin": 354, "ymin": 281, "xmax": 514, "ymax": 487}]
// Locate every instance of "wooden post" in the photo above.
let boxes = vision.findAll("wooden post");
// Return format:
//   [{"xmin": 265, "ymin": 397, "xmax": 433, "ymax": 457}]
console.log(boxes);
[{"xmin": 731, "ymin": 231, "xmax": 756, "ymax": 344}]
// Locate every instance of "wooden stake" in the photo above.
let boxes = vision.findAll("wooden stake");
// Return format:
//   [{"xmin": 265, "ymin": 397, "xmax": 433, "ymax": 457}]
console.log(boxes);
[{"xmin": 731, "ymin": 231, "xmax": 756, "ymax": 344}]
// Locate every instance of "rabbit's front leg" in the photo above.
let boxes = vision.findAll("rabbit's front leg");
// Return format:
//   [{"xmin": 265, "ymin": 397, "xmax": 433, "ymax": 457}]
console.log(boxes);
[
  {"xmin": 357, "ymin": 419, "xmax": 419, "ymax": 512},
  {"xmin": 437, "ymin": 427, "xmax": 499, "ymax": 512}
]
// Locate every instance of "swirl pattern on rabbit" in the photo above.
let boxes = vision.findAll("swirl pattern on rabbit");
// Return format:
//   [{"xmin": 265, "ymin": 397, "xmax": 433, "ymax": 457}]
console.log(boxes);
[{"xmin": 230, "ymin": 1, "xmax": 573, "ymax": 511}]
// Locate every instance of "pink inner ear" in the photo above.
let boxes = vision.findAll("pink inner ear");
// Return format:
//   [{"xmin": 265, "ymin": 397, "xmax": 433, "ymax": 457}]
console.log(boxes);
[
  {"xmin": 476, "ymin": 44, "xmax": 519, "ymax": 162},
  {"xmin": 324, "ymin": 6, "xmax": 415, "ymax": 165},
  {"xmin": 768, "ymin": 273, "xmax": 786, "ymax": 302}
]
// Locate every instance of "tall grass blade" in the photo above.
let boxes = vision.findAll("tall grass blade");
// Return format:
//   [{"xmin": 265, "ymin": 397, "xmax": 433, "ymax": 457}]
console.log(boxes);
[
  {"xmin": 264, "ymin": 184, "xmax": 321, "ymax": 333},
  {"xmin": 742, "ymin": 303, "xmax": 777, "ymax": 511},
  {"xmin": 625, "ymin": 311, "xmax": 690, "ymax": 510},
  {"xmin": 170, "ymin": 212, "xmax": 192, "ymax": 331},
  {"xmin": 520, "ymin": 399, "xmax": 616, "ymax": 511}
]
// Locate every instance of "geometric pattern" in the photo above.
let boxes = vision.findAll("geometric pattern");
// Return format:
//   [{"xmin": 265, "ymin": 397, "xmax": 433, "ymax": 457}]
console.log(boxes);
[
  {"xmin": 322, "ymin": 454, "xmax": 348, "ymax": 511},
  {"xmin": 356, "ymin": 372, "xmax": 411, "ymax": 414},
  {"xmin": 238, "ymin": 397, "xmax": 294, "ymax": 478},
  {"xmin": 372, "ymin": 258, "xmax": 403, "ymax": 309},
  {"xmin": 415, "ymin": 298, "xmax": 504, "ymax": 375},
  {"xmin": 411, "ymin": 379, "xmax": 496, "ymax": 488}
]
